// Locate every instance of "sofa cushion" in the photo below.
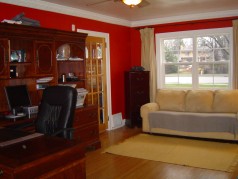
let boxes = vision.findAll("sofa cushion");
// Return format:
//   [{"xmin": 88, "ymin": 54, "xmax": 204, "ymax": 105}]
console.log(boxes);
[
  {"xmin": 185, "ymin": 90, "xmax": 214, "ymax": 112},
  {"xmin": 156, "ymin": 89, "xmax": 186, "ymax": 112},
  {"xmin": 213, "ymin": 90, "xmax": 238, "ymax": 113}
]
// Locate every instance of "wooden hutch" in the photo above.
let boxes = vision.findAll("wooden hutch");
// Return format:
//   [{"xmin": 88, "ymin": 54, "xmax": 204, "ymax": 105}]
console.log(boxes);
[{"xmin": 0, "ymin": 23, "xmax": 100, "ymax": 150}]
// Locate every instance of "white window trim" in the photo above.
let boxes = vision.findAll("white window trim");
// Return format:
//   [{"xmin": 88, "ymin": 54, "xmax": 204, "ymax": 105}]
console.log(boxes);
[{"xmin": 155, "ymin": 27, "xmax": 233, "ymax": 90}]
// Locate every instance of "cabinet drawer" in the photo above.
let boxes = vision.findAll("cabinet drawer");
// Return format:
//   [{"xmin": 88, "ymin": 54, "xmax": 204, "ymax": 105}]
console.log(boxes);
[
  {"xmin": 74, "ymin": 125, "xmax": 99, "ymax": 142},
  {"xmin": 129, "ymin": 72, "xmax": 149, "ymax": 85},
  {"xmin": 74, "ymin": 107, "xmax": 98, "ymax": 127}
]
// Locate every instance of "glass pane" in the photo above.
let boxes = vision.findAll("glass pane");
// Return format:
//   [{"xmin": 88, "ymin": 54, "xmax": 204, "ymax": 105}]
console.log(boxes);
[
  {"xmin": 98, "ymin": 59, "xmax": 102, "ymax": 74},
  {"xmin": 213, "ymin": 35, "xmax": 230, "ymax": 48},
  {"xmin": 165, "ymin": 64, "xmax": 178, "ymax": 74},
  {"xmin": 198, "ymin": 64, "xmax": 213, "ymax": 87},
  {"xmin": 92, "ymin": 59, "xmax": 97, "ymax": 75},
  {"xmin": 86, "ymin": 60, "xmax": 91, "ymax": 75},
  {"xmin": 197, "ymin": 35, "xmax": 230, "ymax": 63},
  {"xmin": 164, "ymin": 39, "xmax": 180, "ymax": 51},
  {"xmin": 98, "ymin": 76, "xmax": 103, "ymax": 91},
  {"xmin": 199, "ymin": 75, "xmax": 213, "ymax": 88},
  {"xmin": 164, "ymin": 38, "xmax": 193, "ymax": 63},
  {"xmin": 214, "ymin": 49, "xmax": 229, "ymax": 61},
  {"xmin": 164, "ymin": 51, "xmax": 179, "ymax": 63},
  {"xmin": 92, "ymin": 76, "xmax": 97, "ymax": 91},
  {"xmin": 197, "ymin": 36, "xmax": 214, "ymax": 49},
  {"xmin": 93, "ymin": 93, "xmax": 98, "ymax": 104},
  {"xmin": 214, "ymin": 64, "xmax": 229, "ymax": 88},
  {"xmin": 180, "ymin": 51, "xmax": 193, "ymax": 62},
  {"xmin": 85, "ymin": 46, "xmax": 89, "ymax": 59},
  {"xmin": 96, "ymin": 43, "xmax": 102, "ymax": 59},
  {"xmin": 181, "ymin": 38, "xmax": 193, "ymax": 50},
  {"xmin": 214, "ymin": 76, "xmax": 228, "ymax": 88},
  {"xmin": 165, "ymin": 64, "xmax": 192, "ymax": 88},
  {"xmin": 99, "ymin": 93, "xmax": 103, "ymax": 108},
  {"xmin": 100, "ymin": 109, "xmax": 104, "ymax": 123},
  {"xmin": 214, "ymin": 63, "xmax": 228, "ymax": 74},
  {"xmin": 197, "ymin": 49, "xmax": 213, "ymax": 62},
  {"xmin": 198, "ymin": 64, "xmax": 228, "ymax": 88},
  {"xmin": 198, "ymin": 64, "xmax": 213, "ymax": 75},
  {"xmin": 86, "ymin": 77, "xmax": 92, "ymax": 92},
  {"xmin": 87, "ymin": 93, "xmax": 92, "ymax": 104}
]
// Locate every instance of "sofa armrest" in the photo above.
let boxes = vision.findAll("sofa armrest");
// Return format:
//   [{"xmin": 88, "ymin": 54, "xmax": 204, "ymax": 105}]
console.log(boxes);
[{"xmin": 140, "ymin": 103, "xmax": 159, "ymax": 132}]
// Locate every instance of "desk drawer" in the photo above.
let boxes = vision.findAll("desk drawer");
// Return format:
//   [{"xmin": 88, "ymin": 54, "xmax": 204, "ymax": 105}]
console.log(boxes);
[
  {"xmin": 74, "ymin": 106, "xmax": 98, "ymax": 127},
  {"xmin": 74, "ymin": 125, "xmax": 99, "ymax": 142}
]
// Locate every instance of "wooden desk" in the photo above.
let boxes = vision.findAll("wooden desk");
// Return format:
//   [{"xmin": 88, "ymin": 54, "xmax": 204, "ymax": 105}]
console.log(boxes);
[
  {"xmin": 0, "ymin": 105, "xmax": 101, "ymax": 151},
  {"xmin": 0, "ymin": 128, "xmax": 86, "ymax": 179}
]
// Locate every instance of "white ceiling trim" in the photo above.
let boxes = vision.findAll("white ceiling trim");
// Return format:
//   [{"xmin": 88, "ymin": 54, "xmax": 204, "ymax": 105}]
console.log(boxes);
[
  {"xmin": 0, "ymin": 0, "xmax": 131, "ymax": 27},
  {"xmin": 131, "ymin": 9, "xmax": 238, "ymax": 27},
  {"xmin": 1, "ymin": 0, "xmax": 238, "ymax": 28}
]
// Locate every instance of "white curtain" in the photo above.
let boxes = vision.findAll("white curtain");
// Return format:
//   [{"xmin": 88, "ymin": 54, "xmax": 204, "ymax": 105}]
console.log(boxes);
[
  {"xmin": 140, "ymin": 28, "xmax": 157, "ymax": 102},
  {"xmin": 233, "ymin": 20, "xmax": 238, "ymax": 89}
]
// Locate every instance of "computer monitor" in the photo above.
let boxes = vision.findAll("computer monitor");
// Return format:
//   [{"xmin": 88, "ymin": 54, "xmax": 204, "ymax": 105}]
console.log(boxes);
[{"xmin": 4, "ymin": 85, "xmax": 31, "ymax": 112}]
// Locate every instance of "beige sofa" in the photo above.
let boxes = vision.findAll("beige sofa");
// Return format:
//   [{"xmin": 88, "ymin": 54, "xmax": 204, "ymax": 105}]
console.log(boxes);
[{"xmin": 141, "ymin": 89, "xmax": 238, "ymax": 141}]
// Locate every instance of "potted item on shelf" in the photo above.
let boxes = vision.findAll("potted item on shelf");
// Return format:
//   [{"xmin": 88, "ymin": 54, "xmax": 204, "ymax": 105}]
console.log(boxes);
[
  {"xmin": 56, "ymin": 44, "xmax": 70, "ymax": 61},
  {"xmin": 10, "ymin": 50, "xmax": 26, "ymax": 62}
]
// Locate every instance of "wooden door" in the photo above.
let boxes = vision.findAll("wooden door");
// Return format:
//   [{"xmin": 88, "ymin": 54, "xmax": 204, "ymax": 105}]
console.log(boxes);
[
  {"xmin": 85, "ymin": 36, "xmax": 108, "ymax": 133},
  {"xmin": 35, "ymin": 41, "xmax": 55, "ymax": 76}
]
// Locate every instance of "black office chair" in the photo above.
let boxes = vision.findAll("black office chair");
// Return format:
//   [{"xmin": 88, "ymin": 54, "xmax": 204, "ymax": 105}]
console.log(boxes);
[{"xmin": 35, "ymin": 85, "xmax": 77, "ymax": 140}]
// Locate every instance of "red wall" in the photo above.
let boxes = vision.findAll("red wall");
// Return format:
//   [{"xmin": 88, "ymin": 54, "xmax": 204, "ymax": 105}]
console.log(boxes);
[
  {"xmin": 0, "ymin": 2, "xmax": 236, "ymax": 119},
  {"xmin": 0, "ymin": 2, "xmax": 132, "ymax": 117}
]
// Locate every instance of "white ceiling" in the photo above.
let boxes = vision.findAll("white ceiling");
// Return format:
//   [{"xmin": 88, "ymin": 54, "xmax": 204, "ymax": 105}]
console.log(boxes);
[
  {"xmin": 2, "ymin": 0, "xmax": 238, "ymax": 27},
  {"xmin": 40, "ymin": 0, "xmax": 238, "ymax": 21}
]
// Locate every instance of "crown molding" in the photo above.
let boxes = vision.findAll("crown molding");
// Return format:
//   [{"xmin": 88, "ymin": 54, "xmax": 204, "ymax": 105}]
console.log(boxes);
[
  {"xmin": 131, "ymin": 9, "xmax": 238, "ymax": 27},
  {"xmin": 1, "ymin": 0, "xmax": 238, "ymax": 28},
  {"xmin": 0, "ymin": 0, "xmax": 131, "ymax": 27}
]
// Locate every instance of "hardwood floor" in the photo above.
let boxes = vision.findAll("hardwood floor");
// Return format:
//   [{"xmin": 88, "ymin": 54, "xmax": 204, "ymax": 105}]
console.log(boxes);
[{"xmin": 86, "ymin": 126, "xmax": 238, "ymax": 179}]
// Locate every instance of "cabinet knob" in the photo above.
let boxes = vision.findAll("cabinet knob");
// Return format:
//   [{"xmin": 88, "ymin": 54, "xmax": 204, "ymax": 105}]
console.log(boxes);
[{"xmin": 0, "ymin": 170, "xmax": 3, "ymax": 176}]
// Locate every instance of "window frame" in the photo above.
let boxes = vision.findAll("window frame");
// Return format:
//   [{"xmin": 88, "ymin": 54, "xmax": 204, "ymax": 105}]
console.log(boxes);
[{"xmin": 156, "ymin": 27, "xmax": 233, "ymax": 90}]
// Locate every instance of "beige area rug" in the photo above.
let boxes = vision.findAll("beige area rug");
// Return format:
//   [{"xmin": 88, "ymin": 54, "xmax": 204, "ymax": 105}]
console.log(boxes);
[{"xmin": 103, "ymin": 134, "xmax": 238, "ymax": 172}]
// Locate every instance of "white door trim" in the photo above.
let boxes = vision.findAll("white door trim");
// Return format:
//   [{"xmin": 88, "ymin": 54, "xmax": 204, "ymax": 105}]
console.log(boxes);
[{"xmin": 76, "ymin": 28, "xmax": 113, "ymax": 130}]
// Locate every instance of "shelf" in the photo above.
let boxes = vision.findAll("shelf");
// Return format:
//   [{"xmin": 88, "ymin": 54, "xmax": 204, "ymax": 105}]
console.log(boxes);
[
  {"xmin": 10, "ymin": 62, "xmax": 32, "ymax": 65},
  {"xmin": 57, "ymin": 60, "xmax": 84, "ymax": 63}
]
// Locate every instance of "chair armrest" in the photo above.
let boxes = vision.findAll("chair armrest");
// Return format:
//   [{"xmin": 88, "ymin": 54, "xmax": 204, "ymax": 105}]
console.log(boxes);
[{"xmin": 140, "ymin": 103, "xmax": 159, "ymax": 132}]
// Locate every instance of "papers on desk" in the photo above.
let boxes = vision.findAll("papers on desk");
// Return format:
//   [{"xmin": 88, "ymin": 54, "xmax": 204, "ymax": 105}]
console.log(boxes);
[{"xmin": 0, "ymin": 133, "xmax": 43, "ymax": 147}]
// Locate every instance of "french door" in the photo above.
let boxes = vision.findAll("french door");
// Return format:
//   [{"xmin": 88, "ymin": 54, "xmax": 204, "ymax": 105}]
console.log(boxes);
[{"xmin": 85, "ymin": 36, "xmax": 108, "ymax": 133}]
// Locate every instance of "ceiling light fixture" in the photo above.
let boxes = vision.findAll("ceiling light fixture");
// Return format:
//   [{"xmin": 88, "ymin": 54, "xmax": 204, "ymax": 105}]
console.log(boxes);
[{"xmin": 122, "ymin": 0, "xmax": 142, "ymax": 7}]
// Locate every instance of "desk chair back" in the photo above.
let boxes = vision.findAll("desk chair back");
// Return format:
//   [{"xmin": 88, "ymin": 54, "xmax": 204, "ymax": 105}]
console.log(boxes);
[{"xmin": 35, "ymin": 86, "xmax": 77, "ymax": 139}]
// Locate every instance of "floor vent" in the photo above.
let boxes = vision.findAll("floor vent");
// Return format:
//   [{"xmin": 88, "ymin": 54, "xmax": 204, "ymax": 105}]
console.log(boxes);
[{"xmin": 111, "ymin": 113, "xmax": 124, "ymax": 129}]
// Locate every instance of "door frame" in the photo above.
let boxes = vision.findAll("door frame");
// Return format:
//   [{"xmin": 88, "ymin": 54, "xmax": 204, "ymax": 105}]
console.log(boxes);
[{"xmin": 77, "ymin": 29, "xmax": 113, "ymax": 130}]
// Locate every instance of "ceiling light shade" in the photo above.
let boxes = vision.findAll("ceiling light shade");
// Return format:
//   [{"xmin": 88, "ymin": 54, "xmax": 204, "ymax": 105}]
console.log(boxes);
[{"xmin": 122, "ymin": 0, "xmax": 142, "ymax": 7}]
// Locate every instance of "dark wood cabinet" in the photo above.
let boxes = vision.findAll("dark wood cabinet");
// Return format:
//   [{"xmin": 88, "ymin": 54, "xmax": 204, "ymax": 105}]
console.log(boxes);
[
  {"xmin": 0, "ymin": 24, "xmax": 101, "ymax": 151},
  {"xmin": 35, "ymin": 41, "xmax": 55, "ymax": 75},
  {"xmin": 73, "ymin": 105, "xmax": 101, "ymax": 150},
  {"xmin": 0, "ymin": 23, "xmax": 87, "ymax": 112},
  {"xmin": 125, "ymin": 71, "xmax": 150, "ymax": 127}
]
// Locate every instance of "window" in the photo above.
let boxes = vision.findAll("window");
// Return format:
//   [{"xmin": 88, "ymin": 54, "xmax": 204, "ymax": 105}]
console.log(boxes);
[{"xmin": 156, "ymin": 28, "xmax": 233, "ymax": 89}]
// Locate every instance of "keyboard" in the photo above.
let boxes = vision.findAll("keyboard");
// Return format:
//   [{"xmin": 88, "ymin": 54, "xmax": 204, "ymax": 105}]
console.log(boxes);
[{"xmin": 5, "ymin": 113, "xmax": 26, "ymax": 119}]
